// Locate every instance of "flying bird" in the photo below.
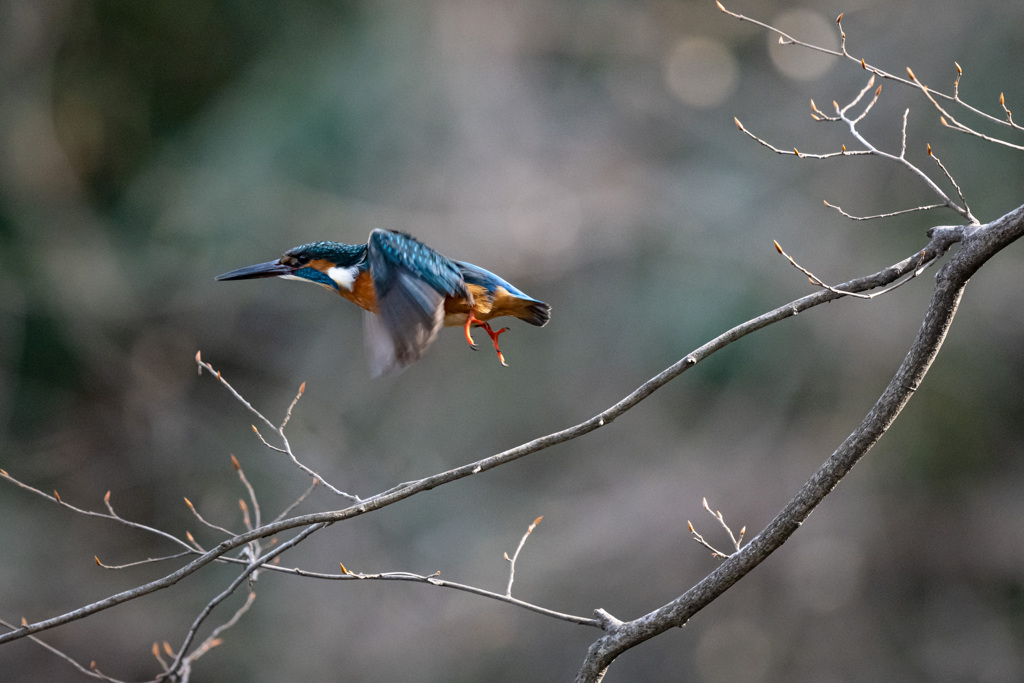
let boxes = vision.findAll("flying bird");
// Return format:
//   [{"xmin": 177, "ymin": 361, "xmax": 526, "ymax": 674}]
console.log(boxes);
[{"xmin": 216, "ymin": 229, "xmax": 550, "ymax": 376}]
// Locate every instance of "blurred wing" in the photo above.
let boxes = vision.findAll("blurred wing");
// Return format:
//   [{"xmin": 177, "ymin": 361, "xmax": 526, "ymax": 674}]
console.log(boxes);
[{"xmin": 365, "ymin": 230, "xmax": 469, "ymax": 376}]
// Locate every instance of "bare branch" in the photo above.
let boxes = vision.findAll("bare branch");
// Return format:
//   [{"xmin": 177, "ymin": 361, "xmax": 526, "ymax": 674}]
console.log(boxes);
[
  {"xmin": 927, "ymin": 144, "xmax": 973, "ymax": 217},
  {"xmin": 165, "ymin": 522, "xmax": 327, "ymax": 678},
  {"xmin": 0, "ymin": 617, "xmax": 126, "ymax": 682},
  {"xmin": 505, "ymin": 516, "xmax": 543, "ymax": 597},
  {"xmin": 179, "ymin": 591, "xmax": 256, "ymax": 677},
  {"xmin": 329, "ymin": 563, "xmax": 601, "ymax": 628},
  {"xmin": 195, "ymin": 353, "xmax": 360, "ymax": 502},
  {"xmin": 687, "ymin": 498, "xmax": 746, "ymax": 559},
  {"xmin": 1, "ymin": 225, "xmax": 961, "ymax": 648},
  {"xmin": 823, "ymin": 200, "xmax": 947, "ymax": 221},
  {"xmin": 183, "ymin": 497, "xmax": 235, "ymax": 537},
  {"xmin": 772, "ymin": 240, "xmax": 938, "ymax": 300},
  {"xmin": 576, "ymin": 204, "xmax": 1024, "ymax": 682},
  {"xmin": 270, "ymin": 478, "xmax": 319, "ymax": 524},
  {"xmin": 0, "ymin": 471, "xmax": 195, "ymax": 554},
  {"xmin": 94, "ymin": 552, "xmax": 194, "ymax": 571},
  {"xmin": 231, "ymin": 455, "xmax": 261, "ymax": 530},
  {"xmin": 719, "ymin": 2, "xmax": 1024, "ymax": 143},
  {"xmin": 280, "ymin": 382, "xmax": 305, "ymax": 430}
]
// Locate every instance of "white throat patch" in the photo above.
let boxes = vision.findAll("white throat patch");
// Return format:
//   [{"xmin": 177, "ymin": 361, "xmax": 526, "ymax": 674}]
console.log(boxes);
[{"xmin": 326, "ymin": 266, "xmax": 359, "ymax": 291}]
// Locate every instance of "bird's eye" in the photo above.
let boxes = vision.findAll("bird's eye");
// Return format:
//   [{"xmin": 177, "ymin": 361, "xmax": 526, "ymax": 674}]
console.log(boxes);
[{"xmin": 294, "ymin": 254, "xmax": 310, "ymax": 265}]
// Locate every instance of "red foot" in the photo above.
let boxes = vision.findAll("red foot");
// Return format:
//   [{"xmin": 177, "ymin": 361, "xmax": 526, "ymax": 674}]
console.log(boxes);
[{"xmin": 463, "ymin": 313, "xmax": 510, "ymax": 367}]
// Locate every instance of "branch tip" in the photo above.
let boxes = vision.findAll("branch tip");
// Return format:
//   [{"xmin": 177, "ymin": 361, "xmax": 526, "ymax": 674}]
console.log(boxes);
[
  {"xmin": 183, "ymin": 497, "xmax": 194, "ymax": 509},
  {"xmin": 906, "ymin": 66, "xmax": 916, "ymax": 81},
  {"xmin": 734, "ymin": 117, "xmax": 744, "ymax": 131},
  {"xmin": 231, "ymin": 454, "xmax": 240, "ymax": 470},
  {"xmin": 835, "ymin": 12, "xmax": 842, "ymax": 23},
  {"xmin": 339, "ymin": 561, "xmax": 349, "ymax": 575}
]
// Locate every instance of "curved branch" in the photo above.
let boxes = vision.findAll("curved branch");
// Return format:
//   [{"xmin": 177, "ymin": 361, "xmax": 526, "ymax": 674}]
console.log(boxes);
[
  {"xmin": 0, "ymin": 226, "xmax": 965, "ymax": 647},
  {"xmin": 575, "ymin": 203, "xmax": 1024, "ymax": 682}
]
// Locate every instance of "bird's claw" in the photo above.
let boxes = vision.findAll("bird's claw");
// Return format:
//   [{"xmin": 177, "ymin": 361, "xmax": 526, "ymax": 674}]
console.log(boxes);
[{"xmin": 464, "ymin": 314, "xmax": 510, "ymax": 367}]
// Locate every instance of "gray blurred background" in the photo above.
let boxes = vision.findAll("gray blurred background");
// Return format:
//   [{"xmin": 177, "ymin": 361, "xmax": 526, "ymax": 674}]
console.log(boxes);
[{"xmin": 1, "ymin": 0, "xmax": 1023, "ymax": 681}]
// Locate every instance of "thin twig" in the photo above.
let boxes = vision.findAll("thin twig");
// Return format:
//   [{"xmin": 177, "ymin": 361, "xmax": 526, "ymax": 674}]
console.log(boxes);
[
  {"xmin": 179, "ymin": 591, "xmax": 257, "ymax": 677},
  {"xmin": 0, "ymin": 617, "xmax": 126, "ymax": 682},
  {"xmin": 94, "ymin": 551, "xmax": 194, "ymax": 570},
  {"xmin": 505, "ymin": 516, "xmax": 543, "ymax": 597},
  {"xmin": 280, "ymin": 382, "xmax": 306, "ymax": 430},
  {"xmin": 270, "ymin": 478, "xmax": 319, "ymax": 524},
  {"xmin": 231, "ymin": 455, "xmax": 261, "ymax": 531},
  {"xmin": 195, "ymin": 353, "xmax": 360, "ymax": 502},
  {"xmin": 0, "ymin": 472, "xmax": 194, "ymax": 553},
  {"xmin": 773, "ymin": 240, "xmax": 938, "ymax": 300},
  {"xmin": 331, "ymin": 563, "xmax": 599, "ymax": 627},
  {"xmin": 824, "ymin": 200, "xmax": 947, "ymax": 221},
  {"xmin": 687, "ymin": 498, "xmax": 746, "ymax": 559},
  {"xmin": 719, "ymin": 1, "xmax": 1023, "ymax": 138},
  {"xmin": 164, "ymin": 522, "xmax": 329, "ymax": 678},
  {"xmin": 183, "ymin": 497, "xmax": 235, "ymax": 537}
]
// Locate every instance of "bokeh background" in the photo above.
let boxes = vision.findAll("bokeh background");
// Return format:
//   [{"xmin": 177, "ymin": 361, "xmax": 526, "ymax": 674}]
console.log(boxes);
[{"xmin": 2, "ymin": 0, "xmax": 1023, "ymax": 680}]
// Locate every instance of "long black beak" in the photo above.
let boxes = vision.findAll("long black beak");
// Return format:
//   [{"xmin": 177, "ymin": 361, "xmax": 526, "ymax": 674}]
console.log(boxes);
[{"xmin": 216, "ymin": 259, "xmax": 295, "ymax": 281}]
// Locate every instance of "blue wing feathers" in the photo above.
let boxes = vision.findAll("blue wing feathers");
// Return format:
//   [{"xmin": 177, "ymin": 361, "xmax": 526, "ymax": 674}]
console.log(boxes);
[
  {"xmin": 369, "ymin": 230, "xmax": 468, "ymax": 299},
  {"xmin": 364, "ymin": 230, "xmax": 468, "ymax": 375}
]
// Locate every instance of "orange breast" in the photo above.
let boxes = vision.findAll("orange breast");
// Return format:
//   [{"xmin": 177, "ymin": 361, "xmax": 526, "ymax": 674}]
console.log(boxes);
[{"xmin": 339, "ymin": 269, "xmax": 377, "ymax": 313}]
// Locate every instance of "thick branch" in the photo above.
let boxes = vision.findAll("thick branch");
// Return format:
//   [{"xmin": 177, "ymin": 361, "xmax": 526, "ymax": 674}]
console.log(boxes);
[
  {"xmin": 0, "ymin": 227, "xmax": 961, "ymax": 647},
  {"xmin": 575, "ymin": 203, "xmax": 1024, "ymax": 683}
]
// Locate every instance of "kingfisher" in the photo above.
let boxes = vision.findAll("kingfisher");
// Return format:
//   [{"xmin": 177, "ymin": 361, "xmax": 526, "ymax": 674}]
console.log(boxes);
[{"xmin": 216, "ymin": 229, "xmax": 550, "ymax": 376}]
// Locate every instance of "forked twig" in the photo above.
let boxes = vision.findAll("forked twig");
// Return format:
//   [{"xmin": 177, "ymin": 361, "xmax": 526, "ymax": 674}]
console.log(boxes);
[
  {"xmin": 505, "ymin": 516, "xmax": 543, "ymax": 597},
  {"xmin": 773, "ymin": 240, "xmax": 937, "ymax": 300},
  {"xmin": 195, "ymin": 352, "xmax": 359, "ymax": 502},
  {"xmin": 687, "ymin": 498, "xmax": 746, "ymax": 559}
]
